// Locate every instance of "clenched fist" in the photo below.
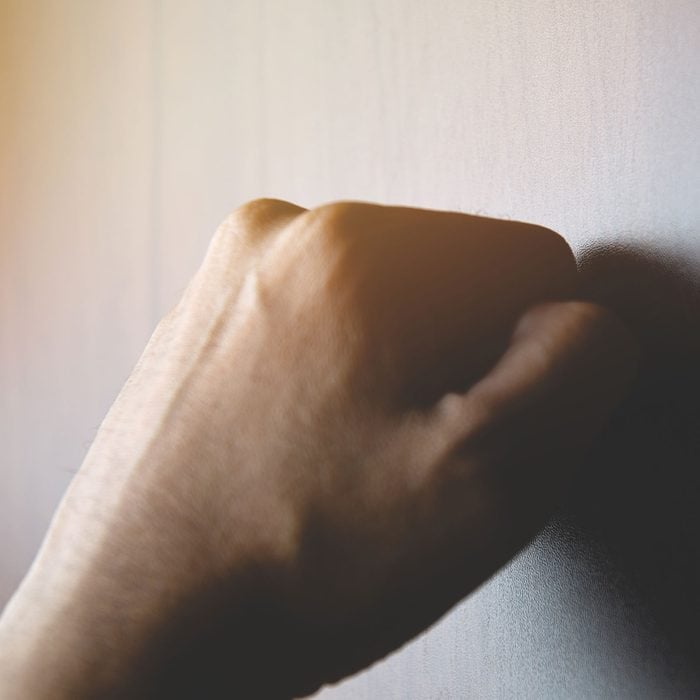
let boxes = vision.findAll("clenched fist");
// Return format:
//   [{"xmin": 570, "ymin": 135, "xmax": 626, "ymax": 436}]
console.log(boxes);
[{"xmin": 0, "ymin": 201, "xmax": 636, "ymax": 699}]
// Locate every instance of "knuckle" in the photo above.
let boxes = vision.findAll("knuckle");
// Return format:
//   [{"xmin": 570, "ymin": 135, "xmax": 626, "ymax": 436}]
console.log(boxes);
[
  {"xmin": 278, "ymin": 204, "xmax": 377, "ymax": 316},
  {"xmin": 218, "ymin": 198, "xmax": 301, "ymax": 246},
  {"xmin": 294, "ymin": 203, "xmax": 364, "ymax": 269},
  {"xmin": 233, "ymin": 197, "xmax": 290, "ymax": 225},
  {"xmin": 308, "ymin": 201, "xmax": 360, "ymax": 229},
  {"xmin": 301, "ymin": 201, "xmax": 380, "ymax": 245}
]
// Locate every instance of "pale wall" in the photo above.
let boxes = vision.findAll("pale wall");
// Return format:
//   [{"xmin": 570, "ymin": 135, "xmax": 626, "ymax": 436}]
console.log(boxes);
[{"xmin": 1, "ymin": 1, "xmax": 698, "ymax": 697}]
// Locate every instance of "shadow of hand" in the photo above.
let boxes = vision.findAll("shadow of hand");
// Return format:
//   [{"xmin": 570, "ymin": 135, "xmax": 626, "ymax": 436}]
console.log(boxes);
[{"xmin": 562, "ymin": 240, "xmax": 700, "ymax": 671}]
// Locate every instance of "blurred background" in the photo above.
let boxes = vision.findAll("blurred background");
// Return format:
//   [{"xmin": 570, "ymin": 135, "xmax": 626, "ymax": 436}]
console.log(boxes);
[{"xmin": 1, "ymin": 1, "xmax": 698, "ymax": 697}]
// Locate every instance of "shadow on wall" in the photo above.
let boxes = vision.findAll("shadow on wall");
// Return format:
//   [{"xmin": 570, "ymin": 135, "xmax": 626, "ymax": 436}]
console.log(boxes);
[{"xmin": 565, "ymin": 240, "xmax": 700, "ymax": 673}]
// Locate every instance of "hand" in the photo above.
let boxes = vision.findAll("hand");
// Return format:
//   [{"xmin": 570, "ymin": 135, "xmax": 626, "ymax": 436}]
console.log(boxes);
[{"xmin": 0, "ymin": 200, "xmax": 637, "ymax": 699}]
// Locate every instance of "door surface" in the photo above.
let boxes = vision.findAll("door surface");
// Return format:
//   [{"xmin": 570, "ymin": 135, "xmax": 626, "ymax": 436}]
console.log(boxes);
[{"xmin": 1, "ymin": 2, "xmax": 698, "ymax": 697}]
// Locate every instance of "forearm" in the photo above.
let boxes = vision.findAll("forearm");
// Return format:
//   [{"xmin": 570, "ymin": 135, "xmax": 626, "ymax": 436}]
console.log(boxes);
[
  {"xmin": 0, "ymin": 568, "xmax": 297, "ymax": 700},
  {"xmin": 0, "ymin": 502, "xmax": 300, "ymax": 700},
  {"xmin": 0, "ymin": 419, "xmax": 297, "ymax": 699}
]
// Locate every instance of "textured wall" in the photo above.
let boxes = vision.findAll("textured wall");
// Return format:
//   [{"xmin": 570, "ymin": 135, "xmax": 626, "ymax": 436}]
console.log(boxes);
[{"xmin": 1, "ymin": 1, "xmax": 698, "ymax": 697}]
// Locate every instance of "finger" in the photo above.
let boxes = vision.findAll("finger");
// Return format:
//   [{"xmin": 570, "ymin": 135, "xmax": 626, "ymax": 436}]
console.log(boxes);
[
  {"xmin": 415, "ymin": 213, "xmax": 581, "ymax": 400},
  {"xmin": 307, "ymin": 204, "xmax": 580, "ymax": 404},
  {"xmin": 433, "ymin": 300, "xmax": 639, "ymax": 544},
  {"xmin": 375, "ymin": 302, "xmax": 639, "ymax": 656}
]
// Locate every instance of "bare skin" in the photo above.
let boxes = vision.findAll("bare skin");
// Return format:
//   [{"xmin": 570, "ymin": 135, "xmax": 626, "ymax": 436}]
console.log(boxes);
[{"xmin": 0, "ymin": 200, "xmax": 637, "ymax": 698}]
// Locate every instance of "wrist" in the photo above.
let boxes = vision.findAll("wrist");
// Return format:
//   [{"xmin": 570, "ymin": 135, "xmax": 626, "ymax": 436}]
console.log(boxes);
[
  {"xmin": 0, "ymin": 463, "xmax": 295, "ymax": 699},
  {"xmin": 0, "ymin": 536, "xmax": 298, "ymax": 699}
]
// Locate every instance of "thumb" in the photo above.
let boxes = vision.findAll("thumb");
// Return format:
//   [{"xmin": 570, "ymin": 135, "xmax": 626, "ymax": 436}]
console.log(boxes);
[
  {"xmin": 430, "ymin": 300, "xmax": 639, "ymax": 558},
  {"xmin": 352, "ymin": 301, "xmax": 639, "ymax": 659}
]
